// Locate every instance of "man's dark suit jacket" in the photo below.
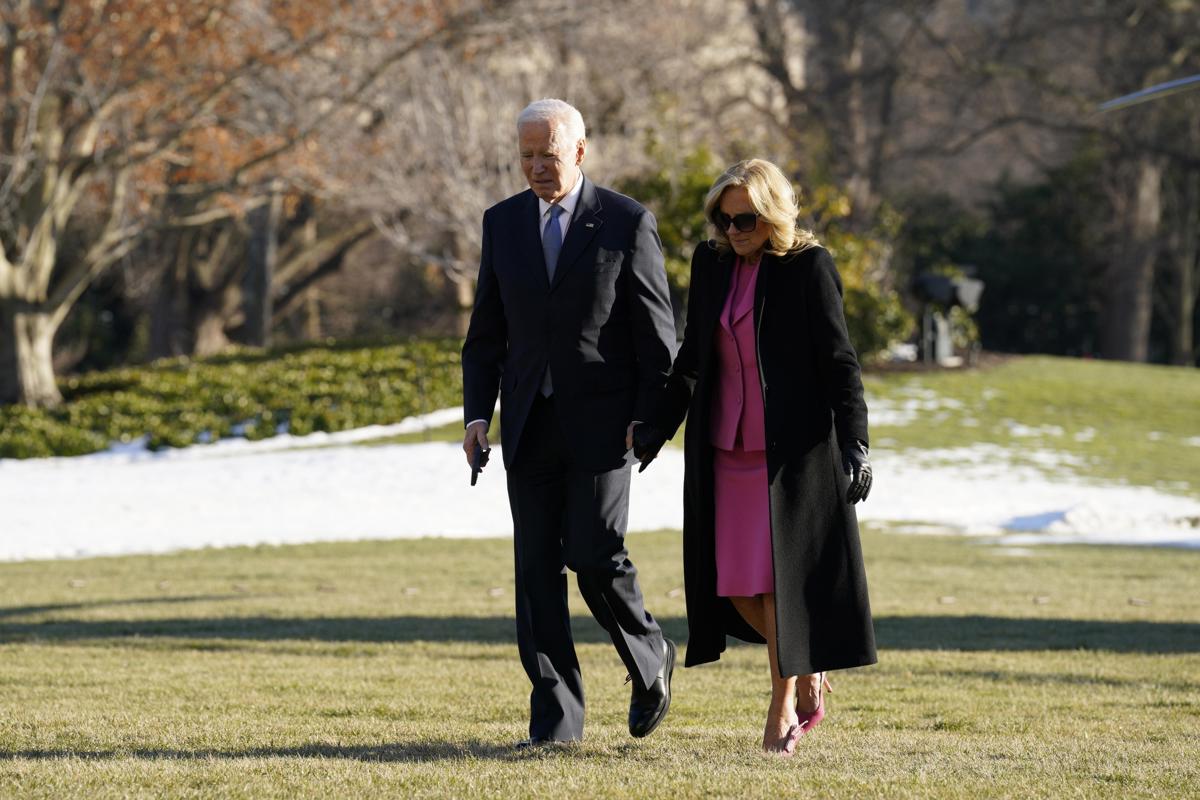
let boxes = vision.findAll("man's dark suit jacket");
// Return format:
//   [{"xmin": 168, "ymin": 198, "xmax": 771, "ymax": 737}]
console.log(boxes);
[{"xmin": 462, "ymin": 175, "xmax": 676, "ymax": 474}]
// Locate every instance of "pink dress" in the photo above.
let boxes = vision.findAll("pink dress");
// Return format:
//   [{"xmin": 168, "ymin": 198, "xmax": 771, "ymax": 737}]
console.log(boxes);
[{"xmin": 710, "ymin": 255, "xmax": 773, "ymax": 597}]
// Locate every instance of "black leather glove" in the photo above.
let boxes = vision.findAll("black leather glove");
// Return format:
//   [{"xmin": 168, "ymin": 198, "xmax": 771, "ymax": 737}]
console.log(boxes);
[
  {"xmin": 842, "ymin": 440, "xmax": 873, "ymax": 504},
  {"xmin": 632, "ymin": 423, "xmax": 667, "ymax": 473}
]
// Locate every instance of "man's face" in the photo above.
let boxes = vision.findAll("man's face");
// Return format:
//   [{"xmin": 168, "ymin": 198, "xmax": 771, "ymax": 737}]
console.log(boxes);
[{"xmin": 519, "ymin": 120, "xmax": 585, "ymax": 203}]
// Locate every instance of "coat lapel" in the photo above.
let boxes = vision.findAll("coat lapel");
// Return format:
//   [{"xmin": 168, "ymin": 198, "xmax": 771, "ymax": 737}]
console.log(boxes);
[
  {"xmin": 752, "ymin": 252, "xmax": 771, "ymax": 341},
  {"xmin": 710, "ymin": 248, "xmax": 736, "ymax": 335},
  {"xmin": 549, "ymin": 175, "xmax": 603, "ymax": 293}
]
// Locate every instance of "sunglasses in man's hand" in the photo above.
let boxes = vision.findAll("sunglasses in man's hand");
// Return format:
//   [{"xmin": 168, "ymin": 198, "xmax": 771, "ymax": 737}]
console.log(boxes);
[{"xmin": 471, "ymin": 443, "xmax": 491, "ymax": 486}]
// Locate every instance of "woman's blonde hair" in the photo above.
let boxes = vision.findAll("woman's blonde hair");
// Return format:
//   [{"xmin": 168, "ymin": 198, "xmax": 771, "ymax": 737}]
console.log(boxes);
[{"xmin": 703, "ymin": 159, "xmax": 819, "ymax": 257}]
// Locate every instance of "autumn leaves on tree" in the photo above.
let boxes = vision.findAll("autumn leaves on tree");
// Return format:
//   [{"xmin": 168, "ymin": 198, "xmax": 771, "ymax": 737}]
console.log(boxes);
[{"xmin": 0, "ymin": 0, "xmax": 509, "ymax": 406}]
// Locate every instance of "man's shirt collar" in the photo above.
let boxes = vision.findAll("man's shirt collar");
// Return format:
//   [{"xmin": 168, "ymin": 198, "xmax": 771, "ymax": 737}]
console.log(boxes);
[{"xmin": 538, "ymin": 172, "xmax": 584, "ymax": 222}]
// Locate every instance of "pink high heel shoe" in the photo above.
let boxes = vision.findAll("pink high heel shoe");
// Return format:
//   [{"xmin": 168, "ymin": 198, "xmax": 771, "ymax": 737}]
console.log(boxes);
[
  {"xmin": 780, "ymin": 723, "xmax": 803, "ymax": 755},
  {"xmin": 794, "ymin": 672, "xmax": 831, "ymax": 736}
]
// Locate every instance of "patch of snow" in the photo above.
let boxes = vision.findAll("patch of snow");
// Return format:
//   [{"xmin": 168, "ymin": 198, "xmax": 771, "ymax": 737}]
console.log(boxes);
[
  {"xmin": 1003, "ymin": 510, "xmax": 1069, "ymax": 531},
  {"xmin": 1004, "ymin": 420, "xmax": 1064, "ymax": 438},
  {"xmin": 994, "ymin": 547, "xmax": 1036, "ymax": 557},
  {"xmin": 2, "ymin": 407, "xmax": 1199, "ymax": 561},
  {"xmin": 866, "ymin": 390, "xmax": 969, "ymax": 428},
  {"xmin": 91, "ymin": 407, "xmax": 468, "ymax": 462},
  {"xmin": 883, "ymin": 343, "xmax": 918, "ymax": 362}
]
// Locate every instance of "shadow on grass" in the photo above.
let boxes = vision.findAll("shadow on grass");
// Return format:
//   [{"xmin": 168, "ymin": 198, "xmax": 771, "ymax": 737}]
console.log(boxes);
[
  {"xmin": 0, "ymin": 739, "xmax": 576, "ymax": 763},
  {"xmin": 0, "ymin": 615, "xmax": 689, "ymax": 646},
  {"xmin": 1, "ymin": 613, "xmax": 1197, "ymax": 654},
  {"xmin": 930, "ymin": 667, "xmax": 1197, "ymax": 692},
  {"xmin": 0, "ymin": 595, "xmax": 252, "ymax": 621},
  {"xmin": 873, "ymin": 615, "xmax": 1200, "ymax": 654}
]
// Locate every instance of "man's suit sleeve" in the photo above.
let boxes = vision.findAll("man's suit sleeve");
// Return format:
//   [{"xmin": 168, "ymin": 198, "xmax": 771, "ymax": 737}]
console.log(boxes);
[
  {"xmin": 653, "ymin": 242, "xmax": 707, "ymax": 438},
  {"xmin": 461, "ymin": 211, "xmax": 506, "ymax": 428},
  {"xmin": 626, "ymin": 209, "xmax": 677, "ymax": 422}
]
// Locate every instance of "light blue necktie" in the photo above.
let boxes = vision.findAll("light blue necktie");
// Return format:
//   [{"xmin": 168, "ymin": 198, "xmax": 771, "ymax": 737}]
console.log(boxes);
[
  {"xmin": 540, "ymin": 204, "xmax": 565, "ymax": 396},
  {"xmin": 542, "ymin": 204, "xmax": 565, "ymax": 282}
]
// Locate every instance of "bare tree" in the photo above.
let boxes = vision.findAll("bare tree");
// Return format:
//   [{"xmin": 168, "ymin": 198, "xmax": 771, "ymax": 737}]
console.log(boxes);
[
  {"xmin": 743, "ymin": 0, "xmax": 954, "ymax": 227},
  {"xmin": 0, "ymin": 1, "xmax": 332, "ymax": 404},
  {"xmin": 0, "ymin": 0, "xmax": 517, "ymax": 406},
  {"xmin": 1156, "ymin": 102, "xmax": 1200, "ymax": 366},
  {"xmin": 255, "ymin": 0, "xmax": 742, "ymax": 337},
  {"xmin": 998, "ymin": 0, "xmax": 1198, "ymax": 362}
]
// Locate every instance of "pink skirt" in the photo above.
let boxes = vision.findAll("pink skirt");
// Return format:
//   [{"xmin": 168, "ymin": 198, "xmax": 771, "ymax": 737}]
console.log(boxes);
[{"xmin": 713, "ymin": 447, "xmax": 774, "ymax": 596}]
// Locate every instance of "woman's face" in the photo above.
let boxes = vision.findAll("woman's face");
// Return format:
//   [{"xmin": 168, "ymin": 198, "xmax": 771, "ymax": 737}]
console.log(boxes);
[{"xmin": 717, "ymin": 186, "xmax": 770, "ymax": 260}]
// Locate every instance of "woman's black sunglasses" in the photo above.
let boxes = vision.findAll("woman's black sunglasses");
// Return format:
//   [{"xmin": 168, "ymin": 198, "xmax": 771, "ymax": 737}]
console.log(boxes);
[{"xmin": 713, "ymin": 211, "xmax": 759, "ymax": 233}]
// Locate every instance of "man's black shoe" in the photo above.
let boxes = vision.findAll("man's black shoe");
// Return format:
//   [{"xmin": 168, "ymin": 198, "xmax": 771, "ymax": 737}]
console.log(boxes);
[
  {"xmin": 628, "ymin": 637, "xmax": 675, "ymax": 738},
  {"xmin": 515, "ymin": 737, "xmax": 574, "ymax": 750}
]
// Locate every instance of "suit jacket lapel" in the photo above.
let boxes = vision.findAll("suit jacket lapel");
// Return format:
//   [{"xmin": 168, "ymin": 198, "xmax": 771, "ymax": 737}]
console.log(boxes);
[
  {"xmin": 549, "ymin": 175, "xmax": 603, "ymax": 293},
  {"xmin": 519, "ymin": 191, "xmax": 550, "ymax": 291},
  {"xmin": 728, "ymin": 258, "xmax": 760, "ymax": 327}
]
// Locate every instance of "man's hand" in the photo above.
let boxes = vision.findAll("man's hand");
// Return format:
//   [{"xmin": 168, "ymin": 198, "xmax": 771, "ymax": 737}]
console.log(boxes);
[
  {"xmin": 842, "ymin": 440, "xmax": 873, "ymax": 504},
  {"xmin": 464, "ymin": 421, "xmax": 490, "ymax": 468},
  {"xmin": 631, "ymin": 423, "xmax": 667, "ymax": 473}
]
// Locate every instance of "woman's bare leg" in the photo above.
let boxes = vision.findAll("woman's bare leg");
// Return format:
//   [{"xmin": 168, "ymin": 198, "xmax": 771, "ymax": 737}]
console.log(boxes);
[
  {"xmin": 729, "ymin": 595, "xmax": 766, "ymax": 636},
  {"xmin": 796, "ymin": 672, "xmax": 822, "ymax": 712},
  {"xmin": 731, "ymin": 593, "xmax": 798, "ymax": 751}
]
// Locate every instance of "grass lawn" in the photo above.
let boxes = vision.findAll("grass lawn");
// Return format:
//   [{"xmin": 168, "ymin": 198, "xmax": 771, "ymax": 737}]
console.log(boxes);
[
  {"xmin": 2, "ymin": 529, "xmax": 1198, "ymax": 798},
  {"xmin": 861, "ymin": 356, "xmax": 1200, "ymax": 497}
]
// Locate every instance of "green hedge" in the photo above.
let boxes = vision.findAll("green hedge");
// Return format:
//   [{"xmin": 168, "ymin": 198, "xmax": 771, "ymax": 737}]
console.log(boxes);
[{"xmin": 0, "ymin": 339, "xmax": 463, "ymax": 459}]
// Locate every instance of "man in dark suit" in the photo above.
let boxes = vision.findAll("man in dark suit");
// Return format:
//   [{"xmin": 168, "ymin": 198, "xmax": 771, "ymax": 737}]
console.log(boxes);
[{"xmin": 461, "ymin": 98, "xmax": 677, "ymax": 747}]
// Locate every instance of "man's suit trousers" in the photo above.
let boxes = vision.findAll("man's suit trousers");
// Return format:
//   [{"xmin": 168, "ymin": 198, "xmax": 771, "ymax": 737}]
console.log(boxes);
[{"xmin": 506, "ymin": 394, "xmax": 665, "ymax": 741}]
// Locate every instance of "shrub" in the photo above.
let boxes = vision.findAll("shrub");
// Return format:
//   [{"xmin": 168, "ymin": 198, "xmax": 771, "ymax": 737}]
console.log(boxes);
[
  {"xmin": 0, "ymin": 338, "xmax": 463, "ymax": 459},
  {"xmin": 804, "ymin": 186, "xmax": 913, "ymax": 358}
]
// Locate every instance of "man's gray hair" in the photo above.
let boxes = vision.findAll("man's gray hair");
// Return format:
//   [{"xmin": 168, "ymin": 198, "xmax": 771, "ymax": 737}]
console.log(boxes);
[{"xmin": 517, "ymin": 98, "xmax": 586, "ymax": 152}]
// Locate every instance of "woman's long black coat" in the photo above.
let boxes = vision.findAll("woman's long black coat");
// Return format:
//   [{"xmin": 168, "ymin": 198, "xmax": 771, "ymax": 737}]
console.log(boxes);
[{"xmin": 653, "ymin": 241, "xmax": 877, "ymax": 676}]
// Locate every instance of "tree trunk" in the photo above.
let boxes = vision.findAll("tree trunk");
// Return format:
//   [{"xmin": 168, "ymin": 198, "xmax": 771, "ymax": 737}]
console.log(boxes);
[
  {"xmin": 0, "ymin": 302, "xmax": 63, "ymax": 407},
  {"xmin": 804, "ymin": 1, "xmax": 880, "ymax": 230},
  {"xmin": 192, "ymin": 307, "xmax": 232, "ymax": 357},
  {"xmin": 838, "ymin": 22, "xmax": 877, "ymax": 228},
  {"xmin": 178, "ymin": 223, "xmax": 243, "ymax": 357},
  {"xmin": 453, "ymin": 273, "xmax": 474, "ymax": 337},
  {"xmin": 270, "ymin": 219, "xmax": 374, "ymax": 323},
  {"xmin": 1100, "ymin": 156, "xmax": 1163, "ymax": 362},
  {"xmin": 748, "ymin": 0, "xmax": 882, "ymax": 228},
  {"xmin": 1175, "ymin": 248, "xmax": 1197, "ymax": 367},
  {"xmin": 243, "ymin": 185, "xmax": 283, "ymax": 348},
  {"xmin": 1169, "ymin": 169, "xmax": 1198, "ymax": 367},
  {"xmin": 148, "ymin": 237, "xmax": 190, "ymax": 359},
  {"xmin": 303, "ymin": 288, "xmax": 322, "ymax": 340}
]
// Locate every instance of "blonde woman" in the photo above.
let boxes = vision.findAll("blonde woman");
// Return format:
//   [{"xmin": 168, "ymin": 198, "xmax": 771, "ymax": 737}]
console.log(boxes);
[{"xmin": 633, "ymin": 159, "xmax": 876, "ymax": 755}]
